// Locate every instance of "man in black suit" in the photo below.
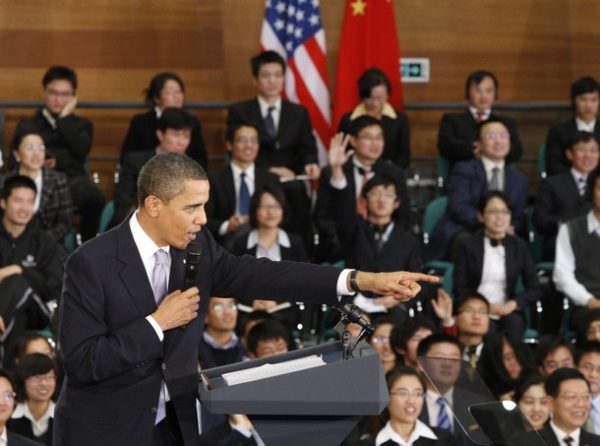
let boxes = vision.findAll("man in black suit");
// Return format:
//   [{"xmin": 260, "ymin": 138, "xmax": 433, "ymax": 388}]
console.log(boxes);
[
  {"xmin": 54, "ymin": 152, "xmax": 438, "ymax": 446},
  {"xmin": 538, "ymin": 368, "xmax": 600, "ymax": 446},
  {"xmin": 205, "ymin": 123, "xmax": 280, "ymax": 247},
  {"xmin": 438, "ymin": 70, "xmax": 522, "ymax": 168},
  {"xmin": 533, "ymin": 131, "xmax": 598, "ymax": 260},
  {"xmin": 546, "ymin": 76, "xmax": 600, "ymax": 176},
  {"xmin": 227, "ymin": 51, "xmax": 319, "ymax": 241}
]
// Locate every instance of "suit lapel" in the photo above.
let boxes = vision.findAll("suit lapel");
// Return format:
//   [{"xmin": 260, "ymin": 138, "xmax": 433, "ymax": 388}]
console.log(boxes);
[
  {"xmin": 344, "ymin": 159, "xmax": 357, "ymax": 200},
  {"xmin": 164, "ymin": 247, "xmax": 189, "ymax": 350}
]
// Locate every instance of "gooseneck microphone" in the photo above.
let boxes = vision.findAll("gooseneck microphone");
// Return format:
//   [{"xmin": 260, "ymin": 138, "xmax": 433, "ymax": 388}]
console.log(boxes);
[
  {"xmin": 336, "ymin": 303, "xmax": 375, "ymax": 335},
  {"xmin": 183, "ymin": 240, "xmax": 202, "ymax": 290}
]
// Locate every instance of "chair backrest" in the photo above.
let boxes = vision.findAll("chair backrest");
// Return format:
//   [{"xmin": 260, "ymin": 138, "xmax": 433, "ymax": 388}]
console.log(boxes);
[
  {"xmin": 437, "ymin": 156, "xmax": 450, "ymax": 194},
  {"xmin": 422, "ymin": 196, "xmax": 448, "ymax": 245},
  {"xmin": 537, "ymin": 144, "xmax": 547, "ymax": 180},
  {"xmin": 98, "ymin": 200, "xmax": 115, "ymax": 234},
  {"xmin": 442, "ymin": 262, "xmax": 454, "ymax": 297}
]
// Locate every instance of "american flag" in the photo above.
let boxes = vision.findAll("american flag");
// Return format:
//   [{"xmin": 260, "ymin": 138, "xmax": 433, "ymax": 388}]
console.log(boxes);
[{"xmin": 260, "ymin": 0, "xmax": 332, "ymax": 165}]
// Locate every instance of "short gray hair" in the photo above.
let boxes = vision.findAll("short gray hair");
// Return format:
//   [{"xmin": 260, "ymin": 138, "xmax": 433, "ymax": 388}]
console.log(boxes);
[{"xmin": 137, "ymin": 153, "xmax": 207, "ymax": 206}]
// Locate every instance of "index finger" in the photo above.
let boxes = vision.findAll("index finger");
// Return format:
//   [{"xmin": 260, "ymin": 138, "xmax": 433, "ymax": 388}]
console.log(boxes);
[
  {"xmin": 402, "ymin": 272, "xmax": 440, "ymax": 284},
  {"xmin": 180, "ymin": 287, "xmax": 200, "ymax": 298}
]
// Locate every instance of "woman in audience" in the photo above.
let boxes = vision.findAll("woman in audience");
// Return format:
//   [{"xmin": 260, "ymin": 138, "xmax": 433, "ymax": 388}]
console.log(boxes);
[
  {"xmin": 453, "ymin": 191, "xmax": 540, "ymax": 337},
  {"xmin": 120, "ymin": 72, "xmax": 207, "ymax": 167},
  {"xmin": 359, "ymin": 367, "xmax": 452, "ymax": 445},
  {"xmin": 513, "ymin": 374, "xmax": 550, "ymax": 430},
  {"xmin": 578, "ymin": 309, "xmax": 600, "ymax": 345},
  {"xmin": 1, "ymin": 130, "xmax": 74, "ymax": 244},
  {"xmin": 338, "ymin": 67, "xmax": 411, "ymax": 168},
  {"xmin": 8, "ymin": 353, "xmax": 58, "ymax": 445},
  {"xmin": 368, "ymin": 317, "xmax": 398, "ymax": 374}
]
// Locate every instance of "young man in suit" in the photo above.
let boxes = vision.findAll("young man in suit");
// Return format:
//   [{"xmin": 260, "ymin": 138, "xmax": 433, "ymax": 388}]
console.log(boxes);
[
  {"xmin": 538, "ymin": 368, "xmax": 600, "ymax": 446},
  {"xmin": 54, "ymin": 152, "xmax": 438, "ymax": 446},
  {"xmin": 533, "ymin": 131, "xmax": 599, "ymax": 260},
  {"xmin": 437, "ymin": 70, "xmax": 522, "ymax": 168},
  {"xmin": 205, "ymin": 123, "xmax": 280, "ymax": 247},
  {"xmin": 576, "ymin": 341, "xmax": 600, "ymax": 435},
  {"xmin": 546, "ymin": 76, "xmax": 600, "ymax": 176}
]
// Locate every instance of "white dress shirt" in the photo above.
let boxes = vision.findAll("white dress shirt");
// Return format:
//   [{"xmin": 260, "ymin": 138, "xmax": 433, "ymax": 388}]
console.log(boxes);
[
  {"xmin": 32, "ymin": 170, "xmax": 42, "ymax": 213},
  {"xmin": 477, "ymin": 237, "xmax": 507, "ymax": 305},
  {"xmin": 469, "ymin": 106, "xmax": 491, "ymax": 122},
  {"xmin": 246, "ymin": 228, "xmax": 291, "ymax": 262},
  {"xmin": 218, "ymin": 162, "xmax": 256, "ymax": 235},
  {"xmin": 257, "ymin": 96, "xmax": 282, "ymax": 131},
  {"xmin": 481, "ymin": 156, "xmax": 505, "ymax": 191},
  {"xmin": 576, "ymin": 117, "xmax": 596, "ymax": 133},
  {"xmin": 550, "ymin": 420, "xmax": 581, "ymax": 446},
  {"xmin": 329, "ymin": 156, "xmax": 375, "ymax": 199},
  {"xmin": 12, "ymin": 401, "xmax": 55, "ymax": 437},
  {"xmin": 571, "ymin": 168, "xmax": 589, "ymax": 196},
  {"xmin": 425, "ymin": 388, "xmax": 455, "ymax": 430},
  {"xmin": 0, "ymin": 427, "xmax": 6, "ymax": 446},
  {"xmin": 375, "ymin": 419, "xmax": 438, "ymax": 446}
]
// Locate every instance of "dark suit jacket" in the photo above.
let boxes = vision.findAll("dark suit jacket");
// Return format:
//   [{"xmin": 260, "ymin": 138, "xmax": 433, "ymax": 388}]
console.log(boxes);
[
  {"xmin": 437, "ymin": 109, "xmax": 523, "ymax": 166},
  {"xmin": 537, "ymin": 424, "xmax": 600, "ymax": 446},
  {"xmin": 113, "ymin": 151, "xmax": 155, "ymax": 224},
  {"xmin": 230, "ymin": 231, "xmax": 308, "ymax": 262},
  {"xmin": 7, "ymin": 417, "xmax": 51, "ymax": 445},
  {"xmin": 338, "ymin": 110, "xmax": 411, "ymax": 168},
  {"xmin": 54, "ymin": 219, "xmax": 340, "ymax": 446},
  {"xmin": 205, "ymin": 165, "xmax": 280, "ymax": 240},
  {"xmin": 453, "ymin": 233, "xmax": 540, "ymax": 310},
  {"xmin": 6, "ymin": 431, "xmax": 43, "ymax": 446},
  {"xmin": 226, "ymin": 99, "xmax": 318, "ymax": 172},
  {"xmin": 545, "ymin": 117, "xmax": 600, "ymax": 176},
  {"xmin": 120, "ymin": 109, "xmax": 208, "ymax": 168},
  {"xmin": 431, "ymin": 158, "xmax": 528, "ymax": 259},
  {"xmin": 532, "ymin": 172, "xmax": 592, "ymax": 260}
]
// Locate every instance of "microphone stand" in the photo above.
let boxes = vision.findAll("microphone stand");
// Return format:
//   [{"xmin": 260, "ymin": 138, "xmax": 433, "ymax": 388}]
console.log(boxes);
[{"xmin": 333, "ymin": 304, "xmax": 374, "ymax": 360}]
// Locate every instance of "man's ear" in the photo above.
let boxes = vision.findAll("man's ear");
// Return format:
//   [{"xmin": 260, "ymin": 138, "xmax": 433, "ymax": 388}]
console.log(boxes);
[
  {"xmin": 0, "ymin": 198, "xmax": 5, "ymax": 211},
  {"xmin": 156, "ymin": 129, "xmax": 164, "ymax": 143},
  {"xmin": 143, "ymin": 195, "xmax": 162, "ymax": 218},
  {"xmin": 566, "ymin": 148, "xmax": 574, "ymax": 163},
  {"xmin": 394, "ymin": 199, "xmax": 401, "ymax": 211},
  {"xmin": 477, "ymin": 212, "xmax": 484, "ymax": 224}
]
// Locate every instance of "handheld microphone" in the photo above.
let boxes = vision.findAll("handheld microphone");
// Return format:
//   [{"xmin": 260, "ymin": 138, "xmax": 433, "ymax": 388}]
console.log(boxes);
[
  {"xmin": 183, "ymin": 240, "xmax": 202, "ymax": 290},
  {"xmin": 336, "ymin": 303, "xmax": 375, "ymax": 336}
]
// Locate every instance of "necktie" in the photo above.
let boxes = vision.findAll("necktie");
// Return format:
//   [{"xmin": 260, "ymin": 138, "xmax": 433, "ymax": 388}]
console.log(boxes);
[
  {"xmin": 436, "ymin": 396, "xmax": 452, "ymax": 431},
  {"xmin": 239, "ymin": 171, "xmax": 250, "ymax": 215},
  {"xmin": 563, "ymin": 436, "xmax": 574, "ymax": 446},
  {"xmin": 578, "ymin": 177, "xmax": 587, "ymax": 196},
  {"xmin": 476, "ymin": 111, "xmax": 486, "ymax": 123},
  {"xmin": 264, "ymin": 106, "xmax": 276, "ymax": 138},
  {"xmin": 152, "ymin": 250, "xmax": 169, "ymax": 304},
  {"xmin": 489, "ymin": 166, "xmax": 500, "ymax": 191},
  {"xmin": 467, "ymin": 345, "xmax": 478, "ymax": 368}
]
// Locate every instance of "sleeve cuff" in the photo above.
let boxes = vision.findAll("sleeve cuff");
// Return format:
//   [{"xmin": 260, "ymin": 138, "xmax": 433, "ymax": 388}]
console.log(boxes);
[
  {"xmin": 230, "ymin": 423, "xmax": 253, "ymax": 438},
  {"xmin": 329, "ymin": 176, "xmax": 347, "ymax": 190},
  {"xmin": 336, "ymin": 269, "xmax": 354, "ymax": 299},
  {"xmin": 218, "ymin": 220, "xmax": 230, "ymax": 236},
  {"xmin": 145, "ymin": 316, "xmax": 164, "ymax": 342}
]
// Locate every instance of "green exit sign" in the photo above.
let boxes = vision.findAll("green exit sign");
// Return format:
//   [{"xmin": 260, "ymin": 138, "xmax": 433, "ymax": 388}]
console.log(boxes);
[{"xmin": 401, "ymin": 58, "xmax": 430, "ymax": 83}]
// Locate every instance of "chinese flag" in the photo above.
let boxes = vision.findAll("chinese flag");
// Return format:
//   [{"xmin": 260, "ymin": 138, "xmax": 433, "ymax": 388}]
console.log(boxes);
[{"xmin": 332, "ymin": 0, "xmax": 404, "ymax": 129}]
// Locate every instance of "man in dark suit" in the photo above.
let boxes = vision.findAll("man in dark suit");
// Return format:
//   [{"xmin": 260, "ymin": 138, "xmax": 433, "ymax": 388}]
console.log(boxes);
[
  {"xmin": 546, "ymin": 76, "xmax": 600, "ymax": 176},
  {"xmin": 226, "ymin": 50, "xmax": 319, "ymax": 240},
  {"xmin": 438, "ymin": 70, "xmax": 522, "ymax": 167},
  {"xmin": 205, "ymin": 123, "xmax": 280, "ymax": 247},
  {"xmin": 431, "ymin": 119, "xmax": 528, "ymax": 260},
  {"xmin": 533, "ymin": 131, "xmax": 598, "ymax": 260},
  {"xmin": 54, "ymin": 152, "xmax": 438, "ymax": 446},
  {"xmin": 538, "ymin": 368, "xmax": 600, "ymax": 446}
]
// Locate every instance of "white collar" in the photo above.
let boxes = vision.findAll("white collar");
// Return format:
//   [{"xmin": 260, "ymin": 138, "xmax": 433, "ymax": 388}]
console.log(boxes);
[
  {"xmin": 550, "ymin": 419, "xmax": 580, "ymax": 443},
  {"xmin": 12, "ymin": 400, "xmax": 55, "ymax": 420},
  {"xmin": 202, "ymin": 330, "xmax": 239, "ymax": 350},
  {"xmin": 570, "ymin": 168, "xmax": 588, "ymax": 183},
  {"xmin": 154, "ymin": 106, "xmax": 162, "ymax": 119},
  {"xmin": 469, "ymin": 106, "xmax": 491, "ymax": 120},
  {"xmin": 575, "ymin": 117, "xmax": 596, "ymax": 132},
  {"xmin": 246, "ymin": 229, "xmax": 291, "ymax": 249},
  {"xmin": 230, "ymin": 162, "xmax": 256, "ymax": 179},
  {"xmin": 349, "ymin": 102, "xmax": 397, "ymax": 120},
  {"xmin": 375, "ymin": 420, "xmax": 438, "ymax": 446},
  {"xmin": 481, "ymin": 156, "xmax": 505, "ymax": 171},
  {"xmin": 352, "ymin": 156, "xmax": 373, "ymax": 171},
  {"xmin": 129, "ymin": 211, "xmax": 170, "ymax": 263},
  {"xmin": 0, "ymin": 426, "xmax": 5, "ymax": 445},
  {"xmin": 586, "ymin": 211, "xmax": 600, "ymax": 235},
  {"xmin": 257, "ymin": 96, "xmax": 282, "ymax": 115}
]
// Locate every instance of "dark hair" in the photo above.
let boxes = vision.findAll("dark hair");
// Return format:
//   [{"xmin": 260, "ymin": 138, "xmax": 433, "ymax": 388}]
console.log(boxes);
[
  {"xmin": 350, "ymin": 115, "xmax": 383, "ymax": 137},
  {"xmin": 14, "ymin": 353, "xmax": 58, "ymax": 402},
  {"xmin": 477, "ymin": 190, "xmax": 512, "ymax": 214},
  {"xmin": 42, "ymin": 65, "xmax": 77, "ymax": 90},
  {"xmin": 246, "ymin": 319, "xmax": 290, "ymax": 355},
  {"xmin": 248, "ymin": 185, "xmax": 286, "ymax": 229},
  {"xmin": 416, "ymin": 333, "xmax": 463, "ymax": 358},
  {"xmin": 454, "ymin": 293, "xmax": 490, "ymax": 316},
  {"xmin": 465, "ymin": 70, "xmax": 498, "ymax": 100},
  {"xmin": 386, "ymin": 365, "xmax": 425, "ymax": 392},
  {"xmin": 10, "ymin": 333, "xmax": 54, "ymax": 365},
  {"xmin": 389, "ymin": 315, "xmax": 435, "ymax": 363},
  {"xmin": 0, "ymin": 369, "xmax": 15, "ymax": 392},
  {"xmin": 358, "ymin": 67, "xmax": 391, "ymax": 99},
  {"xmin": 157, "ymin": 108, "xmax": 194, "ymax": 132},
  {"xmin": 513, "ymin": 374, "xmax": 546, "ymax": 404},
  {"xmin": 477, "ymin": 117, "xmax": 509, "ymax": 140},
  {"xmin": 239, "ymin": 310, "xmax": 273, "ymax": 337},
  {"xmin": 579, "ymin": 309, "xmax": 600, "ymax": 344},
  {"xmin": 545, "ymin": 367, "xmax": 589, "ymax": 398},
  {"xmin": 11, "ymin": 127, "xmax": 44, "ymax": 152},
  {"xmin": 250, "ymin": 50, "xmax": 286, "ymax": 78},
  {"xmin": 367, "ymin": 315, "xmax": 397, "ymax": 344},
  {"xmin": 576, "ymin": 340, "xmax": 600, "ymax": 365},
  {"xmin": 137, "ymin": 152, "xmax": 207, "ymax": 206},
  {"xmin": 567, "ymin": 131, "xmax": 598, "ymax": 150},
  {"xmin": 361, "ymin": 175, "xmax": 397, "ymax": 199},
  {"xmin": 570, "ymin": 76, "xmax": 599, "ymax": 109},
  {"xmin": 1, "ymin": 174, "xmax": 37, "ymax": 199},
  {"xmin": 225, "ymin": 123, "xmax": 260, "ymax": 143},
  {"xmin": 535, "ymin": 336, "xmax": 575, "ymax": 368},
  {"xmin": 144, "ymin": 72, "xmax": 185, "ymax": 105}
]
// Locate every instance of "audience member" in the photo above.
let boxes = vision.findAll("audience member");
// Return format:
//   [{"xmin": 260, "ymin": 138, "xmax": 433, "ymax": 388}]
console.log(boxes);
[
  {"xmin": 9, "ymin": 334, "xmax": 54, "ymax": 370},
  {"xmin": 11, "ymin": 66, "xmax": 104, "ymax": 241},
  {"xmin": 536, "ymin": 336, "xmax": 575, "ymax": 376},
  {"xmin": 533, "ymin": 131, "xmax": 598, "ymax": 260},
  {"xmin": 513, "ymin": 374, "xmax": 550, "ymax": 430},
  {"xmin": 246, "ymin": 319, "xmax": 291, "ymax": 359},
  {"xmin": 120, "ymin": 71, "xmax": 207, "ymax": 168},
  {"xmin": 368, "ymin": 317, "xmax": 397, "ymax": 374},
  {"xmin": 546, "ymin": 76, "xmax": 600, "ymax": 176},
  {"xmin": 237, "ymin": 310, "xmax": 272, "ymax": 351},
  {"xmin": 338, "ymin": 67, "xmax": 411, "ymax": 168},
  {"xmin": 576, "ymin": 341, "xmax": 600, "ymax": 434},
  {"xmin": 205, "ymin": 124, "xmax": 280, "ymax": 247},
  {"xmin": 579, "ymin": 310, "xmax": 600, "ymax": 345},
  {"xmin": 438, "ymin": 70, "xmax": 522, "ymax": 167},
  {"xmin": 432, "ymin": 119, "xmax": 528, "ymax": 260},
  {"xmin": 390, "ymin": 316, "xmax": 435, "ymax": 369}
]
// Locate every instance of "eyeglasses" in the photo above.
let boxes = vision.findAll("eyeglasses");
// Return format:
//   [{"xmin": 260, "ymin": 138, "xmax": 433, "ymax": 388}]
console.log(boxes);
[
  {"xmin": 234, "ymin": 137, "xmax": 259, "ymax": 145},
  {"xmin": 559, "ymin": 392, "xmax": 592, "ymax": 404},
  {"xmin": 258, "ymin": 204, "xmax": 282, "ymax": 211},
  {"xmin": 484, "ymin": 132, "xmax": 510, "ymax": 141},
  {"xmin": 390, "ymin": 389, "xmax": 424, "ymax": 399},
  {"xmin": 161, "ymin": 89, "xmax": 183, "ymax": 96},
  {"xmin": 27, "ymin": 374, "xmax": 56, "ymax": 385},
  {"xmin": 21, "ymin": 144, "xmax": 46, "ymax": 153},
  {"xmin": 484, "ymin": 209, "xmax": 510, "ymax": 216},
  {"xmin": 580, "ymin": 362, "xmax": 600, "ymax": 374},
  {"xmin": 459, "ymin": 307, "xmax": 490, "ymax": 316},
  {"xmin": 366, "ymin": 191, "xmax": 397, "ymax": 200},
  {"xmin": 371, "ymin": 336, "xmax": 389, "ymax": 345},
  {"xmin": 211, "ymin": 303, "xmax": 237, "ymax": 313},
  {"xmin": 586, "ymin": 325, "xmax": 600, "ymax": 336},
  {"xmin": 46, "ymin": 89, "xmax": 74, "ymax": 98},
  {"xmin": 358, "ymin": 134, "xmax": 384, "ymax": 142},
  {"xmin": 0, "ymin": 391, "xmax": 15, "ymax": 402}
]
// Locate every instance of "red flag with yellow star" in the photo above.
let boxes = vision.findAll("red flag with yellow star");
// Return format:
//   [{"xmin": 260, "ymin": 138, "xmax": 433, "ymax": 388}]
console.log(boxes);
[{"xmin": 332, "ymin": 0, "xmax": 403, "ymax": 129}]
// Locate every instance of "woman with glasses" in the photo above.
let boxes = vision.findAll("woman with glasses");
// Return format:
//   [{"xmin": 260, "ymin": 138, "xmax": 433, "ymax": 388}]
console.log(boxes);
[
  {"xmin": 453, "ymin": 191, "xmax": 540, "ymax": 337},
  {"xmin": 368, "ymin": 317, "xmax": 398, "ymax": 374},
  {"xmin": 8, "ymin": 353, "xmax": 59, "ymax": 445}
]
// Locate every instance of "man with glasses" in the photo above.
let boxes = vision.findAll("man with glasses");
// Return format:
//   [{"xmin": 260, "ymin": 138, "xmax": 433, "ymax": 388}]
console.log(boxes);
[
  {"xmin": 12, "ymin": 65, "xmax": 105, "ymax": 241},
  {"xmin": 0, "ymin": 370, "xmax": 40, "ymax": 445},
  {"xmin": 576, "ymin": 341, "xmax": 600, "ymax": 434}
]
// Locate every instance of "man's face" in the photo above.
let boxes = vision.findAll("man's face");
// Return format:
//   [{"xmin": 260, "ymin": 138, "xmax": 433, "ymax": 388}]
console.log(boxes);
[
  {"xmin": 0, "ymin": 187, "xmax": 36, "ymax": 228},
  {"xmin": 254, "ymin": 62, "xmax": 284, "ymax": 100},
  {"xmin": 566, "ymin": 139, "xmax": 600, "ymax": 175},
  {"xmin": 550, "ymin": 379, "xmax": 591, "ymax": 432},
  {"xmin": 422, "ymin": 342, "xmax": 462, "ymax": 390},
  {"xmin": 43, "ymin": 79, "xmax": 75, "ymax": 115},
  {"xmin": 540, "ymin": 346, "xmax": 575, "ymax": 376},
  {"xmin": 574, "ymin": 91, "xmax": 599, "ymax": 123},
  {"xmin": 456, "ymin": 298, "xmax": 490, "ymax": 337},
  {"xmin": 351, "ymin": 125, "xmax": 384, "ymax": 164},
  {"xmin": 479, "ymin": 122, "xmax": 510, "ymax": 162},
  {"xmin": 156, "ymin": 128, "xmax": 191, "ymax": 153},
  {"xmin": 227, "ymin": 126, "xmax": 259, "ymax": 164},
  {"xmin": 468, "ymin": 76, "xmax": 496, "ymax": 111},
  {"xmin": 578, "ymin": 352, "xmax": 600, "ymax": 396},
  {"xmin": 254, "ymin": 337, "xmax": 288, "ymax": 358},
  {"xmin": 148, "ymin": 179, "xmax": 209, "ymax": 250},
  {"xmin": 205, "ymin": 298, "xmax": 238, "ymax": 332},
  {"xmin": 0, "ymin": 377, "xmax": 15, "ymax": 427},
  {"xmin": 365, "ymin": 185, "xmax": 399, "ymax": 219}
]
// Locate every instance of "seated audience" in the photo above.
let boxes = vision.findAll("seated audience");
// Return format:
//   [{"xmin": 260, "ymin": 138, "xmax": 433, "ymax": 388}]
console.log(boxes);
[
  {"xmin": 10, "ymin": 334, "xmax": 54, "ymax": 368},
  {"xmin": 579, "ymin": 310, "xmax": 600, "ymax": 345},
  {"xmin": 8, "ymin": 354, "xmax": 58, "ymax": 445},
  {"xmin": 205, "ymin": 123, "xmax": 279, "ymax": 248},
  {"xmin": 237, "ymin": 310, "xmax": 272, "ymax": 351},
  {"xmin": 546, "ymin": 76, "xmax": 600, "ymax": 176},
  {"xmin": 390, "ymin": 316, "xmax": 435, "ymax": 369},
  {"xmin": 120, "ymin": 71, "xmax": 207, "ymax": 167},
  {"xmin": 438, "ymin": 70, "xmax": 522, "ymax": 168},
  {"xmin": 432, "ymin": 119, "xmax": 528, "ymax": 260},
  {"xmin": 533, "ymin": 131, "xmax": 598, "ymax": 260},
  {"xmin": 538, "ymin": 368, "xmax": 600, "ymax": 445},
  {"xmin": 11, "ymin": 65, "xmax": 104, "ymax": 241},
  {"xmin": 514, "ymin": 374, "xmax": 550, "ymax": 430},
  {"xmin": 246, "ymin": 319, "xmax": 291, "ymax": 359},
  {"xmin": 338, "ymin": 67, "xmax": 411, "ymax": 168},
  {"xmin": 576, "ymin": 341, "xmax": 600, "ymax": 434},
  {"xmin": 368, "ymin": 317, "xmax": 397, "ymax": 374},
  {"xmin": 536, "ymin": 336, "xmax": 575, "ymax": 376}
]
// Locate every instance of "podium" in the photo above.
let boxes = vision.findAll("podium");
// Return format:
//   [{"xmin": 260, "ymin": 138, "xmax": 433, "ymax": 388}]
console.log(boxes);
[{"xmin": 199, "ymin": 341, "xmax": 388, "ymax": 445}]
